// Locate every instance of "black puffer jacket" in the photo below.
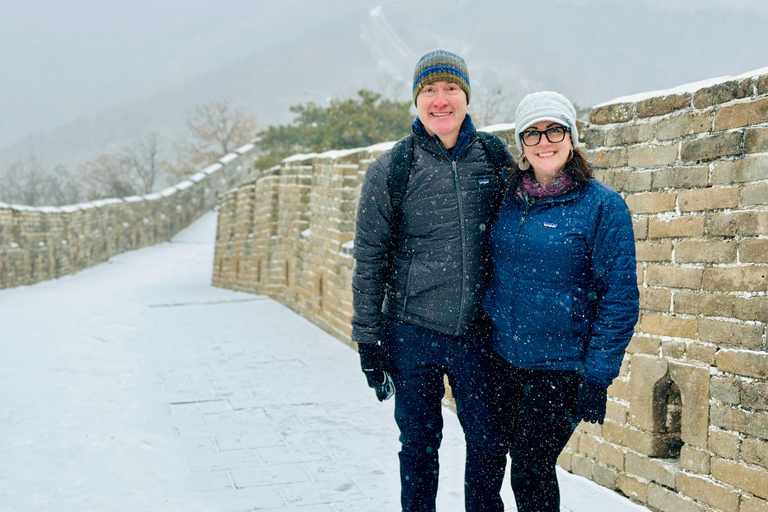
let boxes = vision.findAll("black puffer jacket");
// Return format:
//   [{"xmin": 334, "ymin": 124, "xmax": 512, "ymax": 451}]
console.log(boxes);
[{"xmin": 352, "ymin": 127, "xmax": 508, "ymax": 344}]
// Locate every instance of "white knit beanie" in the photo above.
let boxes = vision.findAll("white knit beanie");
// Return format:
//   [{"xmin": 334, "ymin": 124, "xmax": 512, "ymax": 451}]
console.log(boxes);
[{"xmin": 514, "ymin": 91, "xmax": 578, "ymax": 156}]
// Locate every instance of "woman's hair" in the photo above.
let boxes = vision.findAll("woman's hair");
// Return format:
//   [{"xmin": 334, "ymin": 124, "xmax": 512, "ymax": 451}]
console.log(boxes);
[{"xmin": 504, "ymin": 143, "xmax": 593, "ymax": 196}]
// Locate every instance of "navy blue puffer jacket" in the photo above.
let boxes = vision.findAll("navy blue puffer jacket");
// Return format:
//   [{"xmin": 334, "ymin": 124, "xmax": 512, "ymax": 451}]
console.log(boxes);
[{"xmin": 483, "ymin": 178, "xmax": 639, "ymax": 387}]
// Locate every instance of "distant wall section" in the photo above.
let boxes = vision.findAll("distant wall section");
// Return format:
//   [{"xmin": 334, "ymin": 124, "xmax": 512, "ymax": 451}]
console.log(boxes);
[
  {"xmin": 213, "ymin": 68, "xmax": 768, "ymax": 512},
  {"xmin": 0, "ymin": 144, "xmax": 257, "ymax": 289}
]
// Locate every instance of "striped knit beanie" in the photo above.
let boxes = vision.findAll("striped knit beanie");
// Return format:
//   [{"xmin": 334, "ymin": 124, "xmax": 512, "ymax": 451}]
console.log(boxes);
[{"xmin": 412, "ymin": 49, "xmax": 471, "ymax": 106}]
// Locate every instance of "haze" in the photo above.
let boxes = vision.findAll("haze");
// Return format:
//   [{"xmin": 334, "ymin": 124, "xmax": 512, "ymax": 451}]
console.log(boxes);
[{"xmin": 2, "ymin": 0, "xmax": 767, "ymax": 169}]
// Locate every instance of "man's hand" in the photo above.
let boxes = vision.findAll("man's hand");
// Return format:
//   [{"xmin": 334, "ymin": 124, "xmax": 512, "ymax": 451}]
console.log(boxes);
[
  {"xmin": 357, "ymin": 341, "xmax": 394, "ymax": 401},
  {"xmin": 574, "ymin": 379, "xmax": 607, "ymax": 424}
]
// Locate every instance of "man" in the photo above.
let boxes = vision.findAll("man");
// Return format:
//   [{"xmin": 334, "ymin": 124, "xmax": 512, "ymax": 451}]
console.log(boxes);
[{"xmin": 352, "ymin": 49, "xmax": 512, "ymax": 512}]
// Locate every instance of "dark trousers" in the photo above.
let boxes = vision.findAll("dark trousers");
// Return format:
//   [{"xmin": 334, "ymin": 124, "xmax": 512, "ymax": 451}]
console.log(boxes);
[
  {"xmin": 488, "ymin": 349, "xmax": 581, "ymax": 512},
  {"xmin": 383, "ymin": 316, "xmax": 506, "ymax": 512}
]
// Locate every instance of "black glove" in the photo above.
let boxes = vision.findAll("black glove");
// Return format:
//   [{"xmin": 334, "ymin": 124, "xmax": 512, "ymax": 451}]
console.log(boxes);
[
  {"xmin": 575, "ymin": 379, "xmax": 607, "ymax": 424},
  {"xmin": 357, "ymin": 341, "xmax": 394, "ymax": 401}
]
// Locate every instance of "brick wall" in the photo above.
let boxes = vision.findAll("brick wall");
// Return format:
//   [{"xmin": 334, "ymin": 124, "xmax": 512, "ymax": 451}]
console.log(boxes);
[
  {"xmin": 214, "ymin": 69, "xmax": 768, "ymax": 511},
  {"xmin": 0, "ymin": 144, "xmax": 257, "ymax": 289}
]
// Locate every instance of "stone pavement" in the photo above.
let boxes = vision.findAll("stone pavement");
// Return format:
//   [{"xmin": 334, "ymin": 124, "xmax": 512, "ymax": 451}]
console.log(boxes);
[{"xmin": 0, "ymin": 212, "xmax": 649, "ymax": 512}]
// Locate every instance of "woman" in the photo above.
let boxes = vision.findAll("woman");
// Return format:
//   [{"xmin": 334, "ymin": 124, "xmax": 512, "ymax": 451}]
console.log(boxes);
[{"xmin": 483, "ymin": 91, "xmax": 639, "ymax": 511}]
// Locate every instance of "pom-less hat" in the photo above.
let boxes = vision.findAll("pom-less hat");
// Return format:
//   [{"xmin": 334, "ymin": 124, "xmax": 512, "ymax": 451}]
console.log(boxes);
[
  {"xmin": 514, "ymin": 91, "xmax": 578, "ymax": 156},
  {"xmin": 412, "ymin": 49, "xmax": 471, "ymax": 106}
]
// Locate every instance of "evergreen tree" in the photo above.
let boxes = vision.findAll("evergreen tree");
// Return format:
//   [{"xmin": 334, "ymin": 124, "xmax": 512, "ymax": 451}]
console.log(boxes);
[{"xmin": 256, "ymin": 90, "xmax": 412, "ymax": 169}]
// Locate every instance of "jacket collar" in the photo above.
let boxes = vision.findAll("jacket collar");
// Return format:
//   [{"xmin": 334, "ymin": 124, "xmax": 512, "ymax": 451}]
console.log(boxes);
[{"xmin": 412, "ymin": 114, "xmax": 476, "ymax": 160}]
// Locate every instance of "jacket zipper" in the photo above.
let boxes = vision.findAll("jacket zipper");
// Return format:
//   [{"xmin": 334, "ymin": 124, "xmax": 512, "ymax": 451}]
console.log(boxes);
[{"xmin": 453, "ymin": 159, "xmax": 468, "ymax": 335}]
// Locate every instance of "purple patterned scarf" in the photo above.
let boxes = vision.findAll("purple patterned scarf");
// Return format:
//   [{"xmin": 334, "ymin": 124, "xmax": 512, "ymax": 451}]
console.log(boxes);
[{"xmin": 519, "ymin": 171, "xmax": 575, "ymax": 198}]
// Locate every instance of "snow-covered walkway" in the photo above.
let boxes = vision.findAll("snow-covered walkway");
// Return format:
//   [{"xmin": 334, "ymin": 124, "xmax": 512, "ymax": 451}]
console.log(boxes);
[{"xmin": 0, "ymin": 211, "xmax": 650, "ymax": 512}]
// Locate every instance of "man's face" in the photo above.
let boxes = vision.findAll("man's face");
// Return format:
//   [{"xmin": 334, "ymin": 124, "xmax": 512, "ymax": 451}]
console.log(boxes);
[{"xmin": 416, "ymin": 81, "xmax": 468, "ymax": 147}]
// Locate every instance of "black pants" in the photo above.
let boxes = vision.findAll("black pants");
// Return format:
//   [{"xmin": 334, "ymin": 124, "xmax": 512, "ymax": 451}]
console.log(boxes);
[
  {"xmin": 488, "ymin": 349, "xmax": 581, "ymax": 512},
  {"xmin": 383, "ymin": 316, "xmax": 506, "ymax": 512}
]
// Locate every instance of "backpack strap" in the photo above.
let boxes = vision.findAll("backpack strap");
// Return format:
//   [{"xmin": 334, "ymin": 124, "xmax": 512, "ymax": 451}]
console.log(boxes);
[
  {"xmin": 388, "ymin": 135, "xmax": 414, "ymax": 239},
  {"xmin": 476, "ymin": 131, "xmax": 513, "ymax": 181}
]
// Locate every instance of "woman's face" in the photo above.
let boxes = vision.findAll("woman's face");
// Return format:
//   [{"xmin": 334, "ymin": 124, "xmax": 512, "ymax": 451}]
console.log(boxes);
[{"xmin": 521, "ymin": 121, "xmax": 573, "ymax": 186}]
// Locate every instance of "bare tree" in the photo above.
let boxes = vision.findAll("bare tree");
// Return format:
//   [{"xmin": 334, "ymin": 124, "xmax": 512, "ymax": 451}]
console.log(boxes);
[
  {"xmin": 166, "ymin": 100, "xmax": 258, "ymax": 183},
  {"xmin": 124, "ymin": 132, "xmax": 161, "ymax": 194},
  {"xmin": 188, "ymin": 100, "xmax": 258, "ymax": 155},
  {"xmin": 77, "ymin": 154, "xmax": 137, "ymax": 200},
  {"xmin": 0, "ymin": 153, "xmax": 48, "ymax": 206},
  {"xmin": 470, "ymin": 85, "xmax": 516, "ymax": 128},
  {"xmin": 47, "ymin": 165, "xmax": 82, "ymax": 205}
]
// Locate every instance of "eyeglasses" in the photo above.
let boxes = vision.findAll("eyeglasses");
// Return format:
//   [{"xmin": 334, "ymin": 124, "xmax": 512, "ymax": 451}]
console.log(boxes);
[{"xmin": 519, "ymin": 126, "xmax": 569, "ymax": 146}]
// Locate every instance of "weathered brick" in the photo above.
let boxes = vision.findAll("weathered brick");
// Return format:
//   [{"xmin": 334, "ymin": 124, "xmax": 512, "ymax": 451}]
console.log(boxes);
[
  {"xmin": 715, "ymin": 96, "xmax": 768, "ymax": 130},
  {"xmin": 625, "ymin": 452, "xmax": 678, "ymax": 488},
  {"xmin": 716, "ymin": 349, "xmax": 768, "ymax": 379},
  {"xmin": 711, "ymin": 376, "xmax": 742, "ymax": 404},
  {"xmin": 643, "ymin": 314, "xmax": 698, "ymax": 339},
  {"xmin": 626, "ymin": 192, "xmax": 677, "ymax": 214},
  {"xmin": 703, "ymin": 266, "xmax": 768, "ymax": 292},
  {"xmin": 680, "ymin": 444, "xmax": 710, "ymax": 474},
  {"xmin": 700, "ymin": 319, "xmax": 764, "ymax": 349},
  {"xmin": 681, "ymin": 131, "xmax": 743, "ymax": 162},
  {"xmin": 742, "ymin": 438, "xmax": 768, "ymax": 469},
  {"xmin": 711, "ymin": 457, "xmax": 768, "ymax": 499},
  {"xmin": 741, "ymin": 239, "xmax": 768, "ymax": 263},
  {"xmin": 649, "ymin": 216, "xmax": 706, "ymax": 238},
  {"xmin": 652, "ymin": 166, "xmax": 709, "ymax": 189},
  {"xmin": 709, "ymin": 427, "xmax": 742, "ymax": 459},
  {"xmin": 734, "ymin": 297, "xmax": 768, "ymax": 322},
  {"xmin": 627, "ymin": 334, "xmax": 662, "ymax": 355},
  {"xmin": 712, "ymin": 155, "xmax": 768, "ymax": 184},
  {"xmin": 648, "ymin": 483, "xmax": 707, "ymax": 512},
  {"xmin": 742, "ymin": 495, "xmax": 768, "ymax": 512},
  {"xmin": 745, "ymin": 126, "xmax": 768, "ymax": 153},
  {"xmin": 598, "ymin": 170, "xmax": 653, "ymax": 192},
  {"xmin": 675, "ymin": 240, "xmax": 736, "ymax": 263},
  {"xmin": 605, "ymin": 122, "xmax": 655, "ymax": 146},
  {"xmin": 570, "ymin": 452, "xmax": 593, "ymax": 479},
  {"xmin": 589, "ymin": 148, "xmax": 628, "ymax": 168},
  {"xmin": 618, "ymin": 473, "xmax": 649, "ymax": 504},
  {"xmin": 646, "ymin": 265, "xmax": 703, "ymax": 289},
  {"xmin": 742, "ymin": 384, "xmax": 767, "ymax": 414},
  {"xmin": 663, "ymin": 339, "xmax": 687, "ymax": 359},
  {"xmin": 693, "ymin": 78, "xmax": 754, "ymax": 109},
  {"xmin": 609, "ymin": 375, "xmax": 630, "ymax": 401},
  {"xmin": 637, "ymin": 93, "xmax": 691, "ymax": 118},
  {"xmin": 678, "ymin": 187, "xmax": 740, "ymax": 212},
  {"xmin": 582, "ymin": 125, "xmax": 606, "ymax": 147},
  {"xmin": 758, "ymin": 74, "xmax": 768, "ymax": 95},
  {"xmin": 640, "ymin": 287, "xmax": 672, "ymax": 310},
  {"xmin": 677, "ymin": 471, "xmax": 740, "ymax": 512},
  {"xmin": 634, "ymin": 217, "xmax": 649, "ymax": 239},
  {"xmin": 606, "ymin": 398, "xmax": 629, "ymax": 424},
  {"xmin": 674, "ymin": 291, "xmax": 734, "ymax": 317},
  {"xmin": 685, "ymin": 342, "xmax": 716, "ymax": 365},
  {"xmin": 602, "ymin": 421, "xmax": 682, "ymax": 457},
  {"xmin": 628, "ymin": 144, "xmax": 679, "ymax": 168},
  {"xmin": 743, "ymin": 182, "xmax": 768, "ymax": 206},
  {"xmin": 591, "ymin": 102, "xmax": 635, "ymax": 125},
  {"xmin": 637, "ymin": 241, "xmax": 673, "ymax": 262},
  {"xmin": 656, "ymin": 111, "xmax": 713, "ymax": 141},
  {"xmin": 593, "ymin": 462, "xmax": 619, "ymax": 489},
  {"xmin": 707, "ymin": 211, "xmax": 768, "ymax": 236}
]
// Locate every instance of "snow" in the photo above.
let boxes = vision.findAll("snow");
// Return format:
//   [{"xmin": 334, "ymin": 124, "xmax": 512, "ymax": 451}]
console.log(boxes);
[
  {"xmin": 0, "ymin": 211, "xmax": 650, "ymax": 512},
  {"xmin": 596, "ymin": 66, "xmax": 768, "ymax": 108}
]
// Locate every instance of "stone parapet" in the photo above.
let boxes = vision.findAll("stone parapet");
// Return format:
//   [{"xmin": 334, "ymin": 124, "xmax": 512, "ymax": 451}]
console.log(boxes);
[{"xmin": 0, "ymin": 143, "xmax": 257, "ymax": 289}]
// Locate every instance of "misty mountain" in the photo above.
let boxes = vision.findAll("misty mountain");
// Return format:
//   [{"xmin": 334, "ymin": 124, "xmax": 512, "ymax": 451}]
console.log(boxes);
[{"xmin": 2, "ymin": 0, "xmax": 767, "ymax": 171}]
